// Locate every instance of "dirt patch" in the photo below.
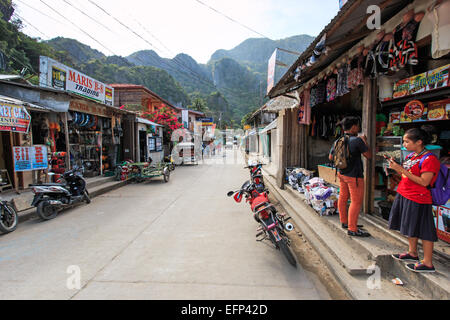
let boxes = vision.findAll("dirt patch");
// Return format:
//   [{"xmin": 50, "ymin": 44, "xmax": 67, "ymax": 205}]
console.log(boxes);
[{"xmin": 269, "ymin": 195, "xmax": 350, "ymax": 300}]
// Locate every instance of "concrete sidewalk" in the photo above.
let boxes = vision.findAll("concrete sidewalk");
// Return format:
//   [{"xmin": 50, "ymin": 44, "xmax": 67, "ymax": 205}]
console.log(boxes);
[
  {"xmin": 1, "ymin": 176, "xmax": 129, "ymax": 223},
  {"xmin": 262, "ymin": 168, "xmax": 450, "ymax": 300}
]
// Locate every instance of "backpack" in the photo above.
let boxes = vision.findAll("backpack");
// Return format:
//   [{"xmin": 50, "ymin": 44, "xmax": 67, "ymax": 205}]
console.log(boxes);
[
  {"xmin": 332, "ymin": 135, "xmax": 351, "ymax": 170},
  {"xmin": 407, "ymin": 152, "xmax": 450, "ymax": 206}
]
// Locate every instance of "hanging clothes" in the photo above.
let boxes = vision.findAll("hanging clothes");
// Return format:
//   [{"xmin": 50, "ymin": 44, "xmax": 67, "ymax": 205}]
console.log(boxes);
[
  {"xmin": 428, "ymin": 0, "xmax": 450, "ymax": 58},
  {"xmin": 326, "ymin": 76, "xmax": 337, "ymax": 102},
  {"xmin": 336, "ymin": 64, "xmax": 350, "ymax": 96}
]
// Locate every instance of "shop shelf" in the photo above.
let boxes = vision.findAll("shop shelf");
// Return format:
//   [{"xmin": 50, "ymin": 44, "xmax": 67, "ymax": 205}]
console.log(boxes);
[{"xmin": 380, "ymin": 86, "xmax": 450, "ymax": 108}]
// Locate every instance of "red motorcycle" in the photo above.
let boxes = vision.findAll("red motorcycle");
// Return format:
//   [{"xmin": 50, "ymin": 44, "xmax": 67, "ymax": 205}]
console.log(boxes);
[
  {"xmin": 228, "ymin": 181, "xmax": 297, "ymax": 267},
  {"xmin": 245, "ymin": 161, "xmax": 265, "ymax": 186}
]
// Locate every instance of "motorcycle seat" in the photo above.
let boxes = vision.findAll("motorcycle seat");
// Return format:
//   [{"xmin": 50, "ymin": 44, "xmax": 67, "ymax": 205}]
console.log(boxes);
[{"xmin": 29, "ymin": 183, "xmax": 65, "ymax": 187}]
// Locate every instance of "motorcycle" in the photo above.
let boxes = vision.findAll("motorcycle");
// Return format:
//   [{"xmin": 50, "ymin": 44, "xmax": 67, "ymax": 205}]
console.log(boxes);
[
  {"xmin": 0, "ymin": 200, "xmax": 18, "ymax": 234},
  {"xmin": 30, "ymin": 166, "xmax": 90, "ymax": 221},
  {"xmin": 227, "ymin": 180, "xmax": 297, "ymax": 267},
  {"xmin": 245, "ymin": 160, "xmax": 265, "ymax": 187}
]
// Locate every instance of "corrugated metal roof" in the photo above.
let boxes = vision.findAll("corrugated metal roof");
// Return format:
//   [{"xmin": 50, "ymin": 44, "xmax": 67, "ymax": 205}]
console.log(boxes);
[{"xmin": 0, "ymin": 94, "xmax": 51, "ymax": 112}]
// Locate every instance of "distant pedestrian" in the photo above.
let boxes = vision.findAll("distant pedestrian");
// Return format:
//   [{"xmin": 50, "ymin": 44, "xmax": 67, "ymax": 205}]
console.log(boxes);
[
  {"xmin": 329, "ymin": 116, "xmax": 372, "ymax": 237},
  {"xmin": 388, "ymin": 127, "xmax": 441, "ymax": 273}
]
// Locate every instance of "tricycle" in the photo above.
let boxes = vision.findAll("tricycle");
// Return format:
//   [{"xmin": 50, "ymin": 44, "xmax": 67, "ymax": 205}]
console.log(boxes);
[{"xmin": 115, "ymin": 161, "xmax": 170, "ymax": 183}]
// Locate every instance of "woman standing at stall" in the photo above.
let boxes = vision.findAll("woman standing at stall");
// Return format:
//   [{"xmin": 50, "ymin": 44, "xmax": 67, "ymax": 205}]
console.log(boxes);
[{"xmin": 388, "ymin": 127, "xmax": 441, "ymax": 273}]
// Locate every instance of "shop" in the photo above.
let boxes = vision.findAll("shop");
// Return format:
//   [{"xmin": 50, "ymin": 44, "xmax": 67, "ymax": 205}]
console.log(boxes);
[
  {"xmin": 68, "ymin": 98, "xmax": 129, "ymax": 177},
  {"xmin": 0, "ymin": 94, "xmax": 54, "ymax": 190},
  {"xmin": 135, "ymin": 117, "xmax": 164, "ymax": 164},
  {"xmin": 268, "ymin": 0, "xmax": 450, "ymax": 242}
]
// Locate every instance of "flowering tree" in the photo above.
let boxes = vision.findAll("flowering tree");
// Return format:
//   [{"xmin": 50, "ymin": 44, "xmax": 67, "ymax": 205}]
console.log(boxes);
[{"xmin": 141, "ymin": 105, "xmax": 184, "ymax": 139}]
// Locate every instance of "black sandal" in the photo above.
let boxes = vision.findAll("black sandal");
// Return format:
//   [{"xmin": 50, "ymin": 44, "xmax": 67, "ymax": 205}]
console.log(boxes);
[{"xmin": 348, "ymin": 229, "xmax": 371, "ymax": 237}]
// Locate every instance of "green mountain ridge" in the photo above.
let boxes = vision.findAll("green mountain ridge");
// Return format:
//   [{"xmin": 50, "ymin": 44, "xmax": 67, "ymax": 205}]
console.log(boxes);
[{"xmin": 0, "ymin": 0, "xmax": 314, "ymax": 127}]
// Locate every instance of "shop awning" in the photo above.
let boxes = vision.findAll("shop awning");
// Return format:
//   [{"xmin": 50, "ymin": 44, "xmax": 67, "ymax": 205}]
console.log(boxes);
[
  {"xmin": 260, "ymin": 119, "xmax": 278, "ymax": 134},
  {"xmin": 0, "ymin": 94, "xmax": 51, "ymax": 112},
  {"xmin": 136, "ymin": 117, "xmax": 163, "ymax": 127}
]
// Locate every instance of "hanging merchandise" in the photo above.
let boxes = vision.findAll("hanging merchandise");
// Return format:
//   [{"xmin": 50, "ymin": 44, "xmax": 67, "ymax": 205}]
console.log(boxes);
[
  {"xmin": 310, "ymin": 81, "xmax": 326, "ymax": 107},
  {"xmin": 336, "ymin": 63, "xmax": 350, "ymax": 96},
  {"xmin": 427, "ymin": 0, "xmax": 450, "ymax": 59},
  {"xmin": 326, "ymin": 76, "xmax": 337, "ymax": 102},
  {"xmin": 389, "ymin": 11, "xmax": 423, "ymax": 72}
]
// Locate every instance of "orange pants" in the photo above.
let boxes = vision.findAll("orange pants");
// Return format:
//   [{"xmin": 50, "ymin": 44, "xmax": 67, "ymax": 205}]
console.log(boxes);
[{"xmin": 338, "ymin": 174, "xmax": 365, "ymax": 232}]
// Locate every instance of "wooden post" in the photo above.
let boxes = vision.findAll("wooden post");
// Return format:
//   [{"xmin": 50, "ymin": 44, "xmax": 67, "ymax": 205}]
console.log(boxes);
[
  {"xmin": 64, "ymin": 113, "xmax": 71, "ymax": 170},
  {"xmin": 362, "ymin": 78, "xmax": 377, "ymax": 214},
  {"xmin": 276, "ymin": 109, "xmax": 286, "ymax": 189}
]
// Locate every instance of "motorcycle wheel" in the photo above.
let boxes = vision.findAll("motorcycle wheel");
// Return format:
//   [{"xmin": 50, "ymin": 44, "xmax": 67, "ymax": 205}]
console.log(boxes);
[
  {"xmin": 84, "ymin": 191, "xmax": 91, "ymax": 204},
  {"xmin": 37, "ymin": 201, "xmax": 58, "ymax": 221},
  {"xmin": 0, "ymin": 204, "xmax": 18, "ymax": 234},
  {"xmin": 278, "ymin": 238, "xmax": 297, "ymax": 268}
]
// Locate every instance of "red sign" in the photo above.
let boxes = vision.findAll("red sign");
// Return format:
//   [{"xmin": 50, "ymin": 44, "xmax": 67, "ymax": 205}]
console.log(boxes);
[{"xmin": 0, "ymin": 103, "xmax": 31, "ymax": 133}]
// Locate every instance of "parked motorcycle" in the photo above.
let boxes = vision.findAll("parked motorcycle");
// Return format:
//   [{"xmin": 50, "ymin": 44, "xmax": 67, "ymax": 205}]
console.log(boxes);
[
  {"xmin": 227, "ymin": 180, "xmax": 296, "ymax": 267},
  {"xmin": 30, "ymin": 167, "xmax": 90, "ymax": 221},
  {"xmin": 245, "ymin": 160, "xmax": 265, "ymax": 187},
  {"xmin": 0, "ymin": 200, "xmax": 18, "ymax": 234}
]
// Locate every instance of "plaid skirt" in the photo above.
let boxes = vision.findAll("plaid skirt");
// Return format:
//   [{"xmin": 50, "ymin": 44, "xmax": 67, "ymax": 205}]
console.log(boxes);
[{"xmin": 388, "ymin": 194, "xmax": 438, "ymax": 242}]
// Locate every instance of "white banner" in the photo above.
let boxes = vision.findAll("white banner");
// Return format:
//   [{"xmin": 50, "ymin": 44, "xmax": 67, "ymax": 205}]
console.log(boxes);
[
  {"xmin": 182, "ymin": 109, "xmax": 189, "ymax": 129},
  {"xmin": 39, "ymin": 56, "xmax": 114, "ymax": 106}
]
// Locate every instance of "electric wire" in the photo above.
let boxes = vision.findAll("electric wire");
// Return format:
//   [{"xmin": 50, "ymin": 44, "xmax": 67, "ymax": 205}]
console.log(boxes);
[
  {"xmin": 193, "ymin": 0, "xmax": 271, "ymax": 40},
  {"xmin": 38, "ymin": 0, "xmax": 118, "ymax": 56}
]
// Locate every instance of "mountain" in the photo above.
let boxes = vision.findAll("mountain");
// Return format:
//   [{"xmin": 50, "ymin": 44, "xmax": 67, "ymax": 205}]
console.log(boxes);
[
  {"xmin": 45, "ymin": 34, "xmax": 315, "ymax": 126},
  {"xmin": 47, "ymin": 37, "xmax": 105, "ymax": 64},
  {"xmin": 211, "ymin": 35, "xmax": 314, "ymax": 70}
]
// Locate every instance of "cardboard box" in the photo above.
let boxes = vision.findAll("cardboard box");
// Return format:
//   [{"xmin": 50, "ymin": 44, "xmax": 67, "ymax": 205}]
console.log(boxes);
[
  {"xmin": 393, "ymin": 78, "xmax": 410, "ymax": 98},
  {"xmin": 318, "ymin": 165, "xmax": 339, "ymax": 186},
  {"xmin": 409, "ymin": 72, "xmax": 428, "ymax": 95},
  {"xmin": 427, "ymin": 99, "xmax": 450, "ymax": 121},
  {"xmin": 426, "ymin": 64, "xmax": 450, "ymax": 91}
]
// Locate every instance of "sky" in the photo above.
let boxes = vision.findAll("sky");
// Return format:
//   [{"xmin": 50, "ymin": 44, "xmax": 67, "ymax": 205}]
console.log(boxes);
[{"xmin": 12, "ymin": 0, "xmax": 341, "ymax": 64}]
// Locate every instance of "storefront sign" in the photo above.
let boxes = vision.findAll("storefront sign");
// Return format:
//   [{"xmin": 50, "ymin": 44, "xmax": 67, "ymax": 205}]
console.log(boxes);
[
  {"xmin": 434, "ymin": 201, "xmax": 450, "ymax": 244},
  {"xmin": 69, "ymin": 100, "xmax": 114, "ymax": 118},
  {"xmin": 31, "ymin": 145, "xmax": 48, "ymax": 170},
  {"xmin": 199, "ymin": 118, "xmax": 214, "ymax": 126},
  {"xmin": 267, "ymin": 49, "xmax": 277, "ymax": 95},
  {"xmin": 0, "ymin": 103, "xmax": 31, "ymax": 133},
  {"xmin": 40, "ymin": 56, "xmax": 114, "ymax": 106},
  {"xmin": 13, "ymin": 146, "xmax": 48, "ymax": 172},
  {"xmin": 393, "ymin": 64, "xmax": 450, "ymax": 98}
]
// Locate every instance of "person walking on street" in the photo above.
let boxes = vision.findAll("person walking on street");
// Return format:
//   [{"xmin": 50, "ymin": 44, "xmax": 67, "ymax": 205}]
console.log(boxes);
[
  {"xmin": 388, "ymin": 127, "xmax": 441, "ymax": 273},
  {"xmin": 329, "ymin": 117, "xmax": 372, "ymax": 237}
]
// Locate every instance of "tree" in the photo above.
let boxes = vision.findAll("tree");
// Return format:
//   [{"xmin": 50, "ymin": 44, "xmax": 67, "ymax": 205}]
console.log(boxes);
[{"xmin": 141, "ymin": 105, "xmax": 184, "ymax": 142}]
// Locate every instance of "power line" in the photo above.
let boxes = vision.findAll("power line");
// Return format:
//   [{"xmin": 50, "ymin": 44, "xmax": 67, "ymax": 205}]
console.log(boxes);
[
  {"xmin": 39, "ymin": 0, "xmax": 118, "ymax": 56},
  {"xmin": 61, "ymin": 0, "xmax": 116, "ymax": 34},
  {"xmin": 193, "ymin": 0, "xmax": 271, "ymax": 40},
  {"xmin": 13, "ymin": 12, "xmax": 50, "ymax": 39},
  {"xmin": 82, "ymin": 0, "xmax": 226, "ymax": 94},
  {"xmin": 14, "ymin": 0, "xmax": 66, "ymax": 26}
]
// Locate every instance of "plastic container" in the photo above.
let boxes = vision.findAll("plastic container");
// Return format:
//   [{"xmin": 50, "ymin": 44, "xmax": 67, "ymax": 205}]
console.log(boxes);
[{"xmin": 401, "ymin": 145, "xmax": 442, "ymax": 161}]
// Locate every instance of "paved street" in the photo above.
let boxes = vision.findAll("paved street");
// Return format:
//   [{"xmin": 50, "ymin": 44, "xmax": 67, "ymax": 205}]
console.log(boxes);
[{"xmin": 0, "ymin": 150, "xmax": 329, "ymax": 300}]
